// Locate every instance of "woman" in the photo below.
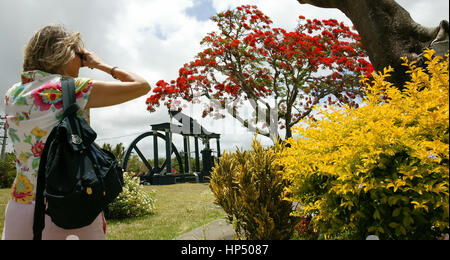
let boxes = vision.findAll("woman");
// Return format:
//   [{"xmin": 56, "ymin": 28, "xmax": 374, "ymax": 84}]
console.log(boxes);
[{"xmin": 2, "ymin": 24, "xmax": 150, "ymax": 240}]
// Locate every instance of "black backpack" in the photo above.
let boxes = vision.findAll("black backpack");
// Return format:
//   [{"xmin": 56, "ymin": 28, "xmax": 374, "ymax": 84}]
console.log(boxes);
[{"xmin": 33, "ymin": 78, "xmax": 124, "ymax": 240}]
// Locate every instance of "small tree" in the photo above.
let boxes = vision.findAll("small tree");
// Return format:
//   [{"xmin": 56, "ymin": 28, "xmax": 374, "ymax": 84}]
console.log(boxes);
[
  {"xmin": 146, "ymin": 5, "xmax": 373, "ymax": 140},
  {"xmin": 0, "ymin": 152, "xmax": 16, "ymax": 189},
  {"xmin": 102, "ymin": 142, "xmax": 125, "ymax": 162}
]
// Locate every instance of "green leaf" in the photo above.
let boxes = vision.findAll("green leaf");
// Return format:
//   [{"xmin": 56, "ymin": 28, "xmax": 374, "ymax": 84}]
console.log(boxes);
[
  {"xmin": 9, "ymin": 128, "xmax": 20, "ymax": 143},
  {"xmin": 32, "ymin": 158, "xmax": 40, "ymax": 169},
  {"xmin": 392, "ymin": 208, "xmax": 401, "ymax": 217},
  {"xmin": 373, "ymin": 209, "xmax": 381, "ymax": 220},
  {"xmin": 403, "ymin": 215, "xmax": 414, "ymax": 227},
  {"xmin": 399, "ymin": 225, "xmax": 407, "ymax": 235},
  {"xmin": 389, "ymin": 222, "xmax": 398, "ymax": 229},
  {"xmin": 24, "ymin": 134, "xmax": 32, "ymax": 145},
  {"xmin": 388, "ymin": 196, "xmax": 400, "ymax": 206},
  {"xmin": 368, "ymin": 226, "xmax": 377, "ymax": 233}
]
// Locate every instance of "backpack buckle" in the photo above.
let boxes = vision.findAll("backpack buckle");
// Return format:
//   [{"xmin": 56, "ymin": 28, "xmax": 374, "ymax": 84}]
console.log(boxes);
[{"xmin": 71, "ymin": 134, "xmax": 83, "ymax": 145}]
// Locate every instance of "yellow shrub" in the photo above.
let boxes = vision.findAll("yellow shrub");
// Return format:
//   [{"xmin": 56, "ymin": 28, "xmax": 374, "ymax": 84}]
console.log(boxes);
[{"xmin": 280, "ymin": 50, "xmax": 449, "ymax": 239}]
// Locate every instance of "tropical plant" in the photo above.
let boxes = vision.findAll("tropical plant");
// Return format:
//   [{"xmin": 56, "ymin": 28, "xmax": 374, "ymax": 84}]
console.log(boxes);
[
  {"xmin": 280, "ymin": 50, "xmax": 449, "ymax": 239},
  {"xmin": 210, "ymin": 138, "xmax": 297, "ymax": 240}
]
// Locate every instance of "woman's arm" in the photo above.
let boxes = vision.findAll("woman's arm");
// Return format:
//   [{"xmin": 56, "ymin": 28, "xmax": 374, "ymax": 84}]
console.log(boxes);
[{"xmin": 82, "ymin": 50, "xmax": 151, "ymax": 109}]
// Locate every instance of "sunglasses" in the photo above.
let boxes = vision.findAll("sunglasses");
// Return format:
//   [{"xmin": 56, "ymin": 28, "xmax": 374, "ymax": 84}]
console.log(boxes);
[{"xmin": 75, "ymin": 52, "xmax": 86, "ymax": 61}]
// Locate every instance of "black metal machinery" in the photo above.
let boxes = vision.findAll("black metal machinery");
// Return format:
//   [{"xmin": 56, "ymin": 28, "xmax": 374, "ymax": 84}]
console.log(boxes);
[{"xmin": 121, "ymin": 110, "xmax": 221, "ymax": 185}]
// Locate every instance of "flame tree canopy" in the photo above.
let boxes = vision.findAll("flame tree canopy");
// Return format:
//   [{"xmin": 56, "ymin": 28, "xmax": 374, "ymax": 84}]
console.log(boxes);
[
  {"xmin": 146, "ymin": 5, "xmax": 374, "ymax": 140},
  {"xmin": 297, "ymin": 0, "xmax": 449, "ymax": 88}
]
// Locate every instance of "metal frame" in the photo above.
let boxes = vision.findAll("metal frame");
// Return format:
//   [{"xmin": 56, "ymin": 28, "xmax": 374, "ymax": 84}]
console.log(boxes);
[{"xmin": 121, "ymin": 111, "xmax": 221, "ymax": 184}]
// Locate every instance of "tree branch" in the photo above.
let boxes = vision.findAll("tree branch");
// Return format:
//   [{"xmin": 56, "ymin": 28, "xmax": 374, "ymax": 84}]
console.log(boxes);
[
  {"xmin": 297, "ymin": 0, "xmax": 449, "ymax": 88},
  {"xmin": 297, "ymin": 0, "xmax": 346, "ymax": 9}
]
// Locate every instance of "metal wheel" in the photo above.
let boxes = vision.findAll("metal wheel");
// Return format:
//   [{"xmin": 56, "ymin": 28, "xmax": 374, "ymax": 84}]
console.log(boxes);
[{"xmin": 121, "ymin": 132, "xmax": 183, "ymax": 176}]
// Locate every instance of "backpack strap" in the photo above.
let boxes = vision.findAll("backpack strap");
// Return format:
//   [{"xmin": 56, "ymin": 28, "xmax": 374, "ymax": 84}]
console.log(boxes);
[
  {"xmin": 61, "ymin": 78, "xmax": 80, "ymax": 118},
  {"xmin": 61, "ymin": 78, "xmax": 76, "ymax": 111},
  {"xmin": 32, "ymin": 127, "xmax": 56, "ymax": 240},
  {"xmin": 32, "ymin": 78, "xmax": 77, "ymax": 240}
]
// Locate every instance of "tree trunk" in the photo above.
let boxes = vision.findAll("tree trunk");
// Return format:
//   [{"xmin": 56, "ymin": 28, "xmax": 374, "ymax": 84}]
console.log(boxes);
[{"xmin": 297, "ymin": 0, "xmax": 449, "ymax": 88}]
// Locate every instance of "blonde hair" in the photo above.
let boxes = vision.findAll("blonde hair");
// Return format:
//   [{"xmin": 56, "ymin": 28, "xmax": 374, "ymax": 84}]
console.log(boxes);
[{"xmin": 23, "ymin": 24, "xmax": 84, "ymax": 74}]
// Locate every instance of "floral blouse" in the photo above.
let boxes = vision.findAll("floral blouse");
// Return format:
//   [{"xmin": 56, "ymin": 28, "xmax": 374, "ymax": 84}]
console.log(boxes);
[{"xmin": 4, "ymin": 70, "xmax": 93, "ymax": 204}]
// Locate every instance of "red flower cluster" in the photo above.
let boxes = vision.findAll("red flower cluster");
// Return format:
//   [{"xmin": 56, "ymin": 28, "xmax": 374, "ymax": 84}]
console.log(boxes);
[{"xmin": 295, "ymin": 214, "xmax": 318, "ymax": 240}]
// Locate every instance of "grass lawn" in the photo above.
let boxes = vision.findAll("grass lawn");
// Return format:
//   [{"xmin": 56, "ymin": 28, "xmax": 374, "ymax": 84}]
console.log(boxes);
[{"xmin": 0, "ymin": 183, "xmax": 227, "ymax": 240}]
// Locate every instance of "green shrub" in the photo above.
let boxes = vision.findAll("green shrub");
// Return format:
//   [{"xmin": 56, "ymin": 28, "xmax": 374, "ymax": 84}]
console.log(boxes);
[
  {"xmin": 105, "ymin": 172, "xmax": 156, "ymax": 219},
  {"xmin": 0, "ymin": 153, "xmax": 16, "ymax": 189},
  {"xmin": 210, "ymin": 139, "xmax": 297, "ymax": 240}
]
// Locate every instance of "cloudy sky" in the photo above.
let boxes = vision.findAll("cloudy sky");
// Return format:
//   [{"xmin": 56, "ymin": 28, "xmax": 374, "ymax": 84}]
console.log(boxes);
[{"xmin": 1, "ymin": 0, "xmax": 448, "ymax": 159}]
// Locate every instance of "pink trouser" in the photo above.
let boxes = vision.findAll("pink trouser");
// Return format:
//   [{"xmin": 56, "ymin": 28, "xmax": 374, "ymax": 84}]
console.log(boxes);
[{"xmin": 2, "ymin": 200, "xmax": 106, "ymax": 240}]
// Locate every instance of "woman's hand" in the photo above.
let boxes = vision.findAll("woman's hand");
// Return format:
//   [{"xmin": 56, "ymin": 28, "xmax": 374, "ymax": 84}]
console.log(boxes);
[
  {"xmin": 81, "ymin": 49, "xmax": 104, "ymax": 70},
  {"xmin": 80, "ymin": 48, "xmax": 151, "ymax": 109}
]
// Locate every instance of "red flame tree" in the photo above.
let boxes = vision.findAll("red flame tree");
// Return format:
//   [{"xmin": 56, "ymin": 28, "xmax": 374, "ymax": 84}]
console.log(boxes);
[{"xmin": 146, "ymin": 5, "xmax": 373, "ymax": 140}]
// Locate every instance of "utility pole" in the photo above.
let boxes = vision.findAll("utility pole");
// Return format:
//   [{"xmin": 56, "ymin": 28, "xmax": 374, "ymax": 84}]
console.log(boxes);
[{"xmin": 0, "ymin": 115, "xmax": 7, "ymax": 160}]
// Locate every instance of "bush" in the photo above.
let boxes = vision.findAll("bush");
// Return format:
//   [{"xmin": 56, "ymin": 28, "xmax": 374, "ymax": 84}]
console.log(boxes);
[
  {"xmin": 210, "ymin": 138, "xmax": 297, "ymax": 240},
  {"xmin": 105, "ymin": 172, "xmax": 156, "ymax": 219},
  {"xmin": 280, "ymin": 50, "xmax": 449, "ymax": 240},
  {"xmin": 0, "ymin": 153, "xmax": 16, "ymax": 189}
]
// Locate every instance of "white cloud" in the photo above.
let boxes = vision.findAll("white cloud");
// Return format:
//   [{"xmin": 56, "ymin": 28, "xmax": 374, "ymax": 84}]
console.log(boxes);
[
  {"xmin": 210, "ymin": 0, "xmax": 352, "ymax": 29},
  {"xmin": 1, "ymin": 0, "xmax": 449, "ymax": 157},
  {"xmin": 397, "ymin": 0, "xmax": 449, "ymax": 26}
]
